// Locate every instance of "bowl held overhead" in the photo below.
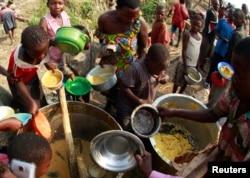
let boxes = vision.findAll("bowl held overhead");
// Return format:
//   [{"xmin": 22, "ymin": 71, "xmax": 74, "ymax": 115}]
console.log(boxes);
[{"xmin": 55, "ymin": 26, "xmax": 89, "ymax": 55}]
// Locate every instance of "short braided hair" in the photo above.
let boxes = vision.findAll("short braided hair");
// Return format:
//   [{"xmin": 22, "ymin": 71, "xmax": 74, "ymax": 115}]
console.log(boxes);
[
  {"xmin": 21, "ymin": 25, "xmax": 48, "ymax": 48},
  {"xmin": 7, "ymin": 132, "xmax": 52, "ymax": 166}
]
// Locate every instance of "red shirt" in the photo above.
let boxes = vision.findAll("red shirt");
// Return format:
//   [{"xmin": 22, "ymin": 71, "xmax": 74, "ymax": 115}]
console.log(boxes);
[{"xmin": 7, "ymin": 45, "xmax": 49, "ymax": 83}]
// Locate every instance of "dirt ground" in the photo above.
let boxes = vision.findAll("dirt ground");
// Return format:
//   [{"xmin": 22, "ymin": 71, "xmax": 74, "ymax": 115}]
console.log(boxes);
[{"xmin": 0, "ymin": 0, "xmax": 210, "ymax": 109}]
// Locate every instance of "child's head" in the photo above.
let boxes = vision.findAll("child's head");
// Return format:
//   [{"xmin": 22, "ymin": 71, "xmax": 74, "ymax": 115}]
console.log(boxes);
[
  {"xmin": 155, "ymin": 5, "xmax": 166, "ymax": 22},
  {"xmin": 227, "ymin": 8, "xmax": 234, "ymax": 22},
  {"xmin": 218, "ymin": 7, "xmax": 227, "ymax": 19},
  {"xmin": 116, "ymin": 0, "xmax": 141, "ymax": 25},
  {"xmin": 190, "ymin": 14, "xmax": 203, "ymax": 33},
  {"xmin": 232, "ymin": 8, "xmax": 245, "ymax": 27},
  {"xmin": 21, "ymin": 25, "xmax": 49, "ymax": 65},
  {"xmin": 145, "ymin": 43, "xmax": 170, "ymax": 76},
  {"xmin": 241, "ymin": 3, "xmax": 248, "ymax": 14},
  {"xmin": 47, "ymin": 0, "xmax": 65, "ymax": 16},
  {"xmin": 73, "ymin": 25, "xmax": 91, "ymax": 50},
  {"xmin": 211, "ymin": 0, "xmax": 220, "ymax": 11},
  {"xmin": 7, "ymin": 132, "xmax": 52, "ymax": 177},
  {"xmin": 179, "ymin": 0, "xmax": 185, "ymax": 4},
  {"xmin": 231, "ymin": 37, "xmax": 250, "ymax": 101}
]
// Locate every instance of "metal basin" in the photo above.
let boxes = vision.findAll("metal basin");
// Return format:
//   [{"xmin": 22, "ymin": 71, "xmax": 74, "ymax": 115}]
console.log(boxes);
[
  {"xmin": 40, "ymin": 102, "xmax": 122, "ymax": 178},
  {"xmin": 151, "ymin": 94, "xmax": 220, "ymax": 166},
  {"xmin": 86, "ymin": 65, "xmax": 117, "ymax": 92}
]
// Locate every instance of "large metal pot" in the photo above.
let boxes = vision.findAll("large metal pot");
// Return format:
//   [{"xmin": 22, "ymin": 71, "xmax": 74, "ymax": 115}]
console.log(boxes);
[
  {"xmin": 40, "ymin": 102, "xmax": 122, "ymax": 178},
  {"xmin": 150, "ymin": 94, "xmax": 220, "ymax": 166},
  {"xmin": 86, "ymin": 65, "xmax": 117, "ymax": 92}
]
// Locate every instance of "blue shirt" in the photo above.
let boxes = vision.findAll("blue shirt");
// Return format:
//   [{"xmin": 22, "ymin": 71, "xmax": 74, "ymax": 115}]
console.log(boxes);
[{"xmin": 214, "ymin": 18, "xmax": 234, "ymax": 57}]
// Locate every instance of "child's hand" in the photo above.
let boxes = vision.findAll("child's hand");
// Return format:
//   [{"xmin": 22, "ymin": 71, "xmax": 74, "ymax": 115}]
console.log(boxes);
[
  {"xmin": 159, "ymin": 74, "xmax": 169, "ymax": 84},
  {"xmin": 45, "ymin": 62, "xmax": 57, "ymax": 71},
  {"xmin": 68, "ymin": 73, "xmax": 75, "ymax": 80},
  {"xmin": 27, "ymin": 100, "xmax": 39, "ymax": 116},
  {"xmin": 139, "ymin": 99, "xmax": 153, "ymax": 104},
  {"xmin": 135, "ymin": 151, "xmax": 153, "ymax": 177}
]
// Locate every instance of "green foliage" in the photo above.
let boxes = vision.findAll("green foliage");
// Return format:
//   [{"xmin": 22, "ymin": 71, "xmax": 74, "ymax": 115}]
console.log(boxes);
[
  {"xmin": 141, "ymin": 0, "xmax": 174, "ymax": 26},
  {"xmin": 141, "ymin": 0, "xmax": 159, "ymax": 25}
]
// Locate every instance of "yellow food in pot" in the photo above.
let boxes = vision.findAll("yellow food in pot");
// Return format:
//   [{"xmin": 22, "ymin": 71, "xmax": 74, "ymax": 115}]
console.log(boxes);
[
  {"xmin": 220, "ymin": 66, "xmax": 233, "ymax": 78},
  {"xmin": 162, "ymin": 101, "xmax": 200, "ymax": 110},
  {"xmin": 153, "ymin": 132, "xmax": 194, "ymax": 161}
]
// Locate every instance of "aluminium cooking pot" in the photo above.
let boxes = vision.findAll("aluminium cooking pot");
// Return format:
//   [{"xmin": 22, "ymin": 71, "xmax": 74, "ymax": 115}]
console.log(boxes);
[{"xmin": 55, "ymin": 27, "xmax": 89, "ymax": 54}]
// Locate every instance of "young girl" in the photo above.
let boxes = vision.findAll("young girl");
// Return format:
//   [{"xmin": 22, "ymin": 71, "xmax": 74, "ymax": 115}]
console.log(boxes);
[
  {"xmin": 150, "ymin": 5, "xmax": 170, "ymax": 47},
  {"xmin": 39, "ymin": 0, "xmax": 71, "ymax": 66},
  {"xmin": 172, "ymin": 14, "xmax": 203, "ymax": 93},
  {"xmin": 167, "ymin": 0, "xmax": 189, "ymax": 48},
  {"xmin": 7, "ymin": 25, "xmax": 51, "ymax": 115}
]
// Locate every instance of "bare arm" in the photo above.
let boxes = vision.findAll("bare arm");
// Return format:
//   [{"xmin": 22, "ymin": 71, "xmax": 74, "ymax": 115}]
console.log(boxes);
[
  {"xmin": 39, "ymin": 17, "xmax": 48, "ymax": 34},
  {"xmin": 182, "ymin": 31, "xmax": 190, "ymax": 73},
  {"xmin": 120, "ymin": 86, "xmax": 152, "ymax": 105},
  {"xmin": 0, "ymin": 65, "xmax": 9, "ymax": 77},
  {"xmin": 15, "ymin": 81, "xmax": 39, "ymax": 115},
  {"xmin": 157, "ymin": 107, "xmax": 220, "ymax": 123},
  {"xmin": 137, "ymin": 17, "xmax": 148, "ymax": 59}
]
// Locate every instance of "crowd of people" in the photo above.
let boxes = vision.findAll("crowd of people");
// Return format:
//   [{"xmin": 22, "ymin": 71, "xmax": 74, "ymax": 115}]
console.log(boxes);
[{"xmin": 1, "ymin": 0, "xmax": 250, "ymax": 177}]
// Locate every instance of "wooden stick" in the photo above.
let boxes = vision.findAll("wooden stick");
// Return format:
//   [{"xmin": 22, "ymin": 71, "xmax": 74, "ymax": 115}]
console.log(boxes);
[{"xmin": 59, "ymin": 87, "xmax": 78, "ymax": 177}]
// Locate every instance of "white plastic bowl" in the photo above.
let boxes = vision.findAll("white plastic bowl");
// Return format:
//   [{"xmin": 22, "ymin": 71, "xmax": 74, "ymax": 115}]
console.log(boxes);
[{"xmin": 0, "ymin": 106, "xmax": 15, "ymax": 121}]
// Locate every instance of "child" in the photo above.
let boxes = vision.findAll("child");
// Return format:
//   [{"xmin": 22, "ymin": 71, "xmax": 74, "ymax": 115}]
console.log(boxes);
[
  {"xmin": 8, "ymin": 132, "xmax": 52, "ymax": 177},
  {"xmin": 158, "ymin": 37, "xmax": 250, "ymax": 163},
  {"xmin": 116, "ymin": 43, "xmax": 170, "ymax": 131},
  {"xmin": 39, "ymin": 0, "xmax": 71, "ymax": 66},
  {"xmin": 172, "ymin": 14, "xmax": 203, "ymax": 93},
  {"xmin": 206, "ymin": 8, "xmax": 247, "ymax": 108},
  {"xmin": 60, "ymin": 25, "xmax": 101, "ymax": 102},
  {"xmin": 224, "ymin": 9, "xmax": 247, "ymax": 64},
  {"xmin": 198, "ymin": 0, "xmax": 219, "ymax": 72},
  {"xmin": 204, "ymin": 7, "xmax": 235, "ymax": 89},
  {"xmin": 0, "ymin": 4, "xmax": 17, "ymax": 44},
  {"xmin": 150, "ymin": 5, "xmax": 170, "ymax": 47},
  {"xmin": 167, "ymin": 0, "xmax": 189, "ymax": 48},
  {"xmin": 7, "ymin": 25, "xmax": 51, "ymax": 115}
]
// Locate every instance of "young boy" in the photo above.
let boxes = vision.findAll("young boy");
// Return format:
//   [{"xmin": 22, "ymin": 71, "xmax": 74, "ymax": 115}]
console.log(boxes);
[
  {"xmin": 150, "ymin": 5, "xmax": 170, "ymax": 47},
  {"xmin": 116, "ymin": 43, "xmax": 170, "ymax": 131},
  {"xmin": 172, "ymin": 14, "xmax": 203, "ymax": 93},
  {"xmin": 7, "ymin": 25, "xmax": 51, "ymax": 115},
  {"xmin": 198, "ymin": 0, "xmax": 219, "ymax": 72},
  {"xmin": 158, "ymin": 37, "xmax": 250, "ymax": 167},
  {"xmin": 167, "ymin": 0, "xmax": 189, "ymax": 48},
  {"xmin": 8, "ymin": 132, "xmax": 52, "ymax": 177},
  {"xmin": 224, "ymin": 8, "xmax": 246, "ymax": 64}
]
